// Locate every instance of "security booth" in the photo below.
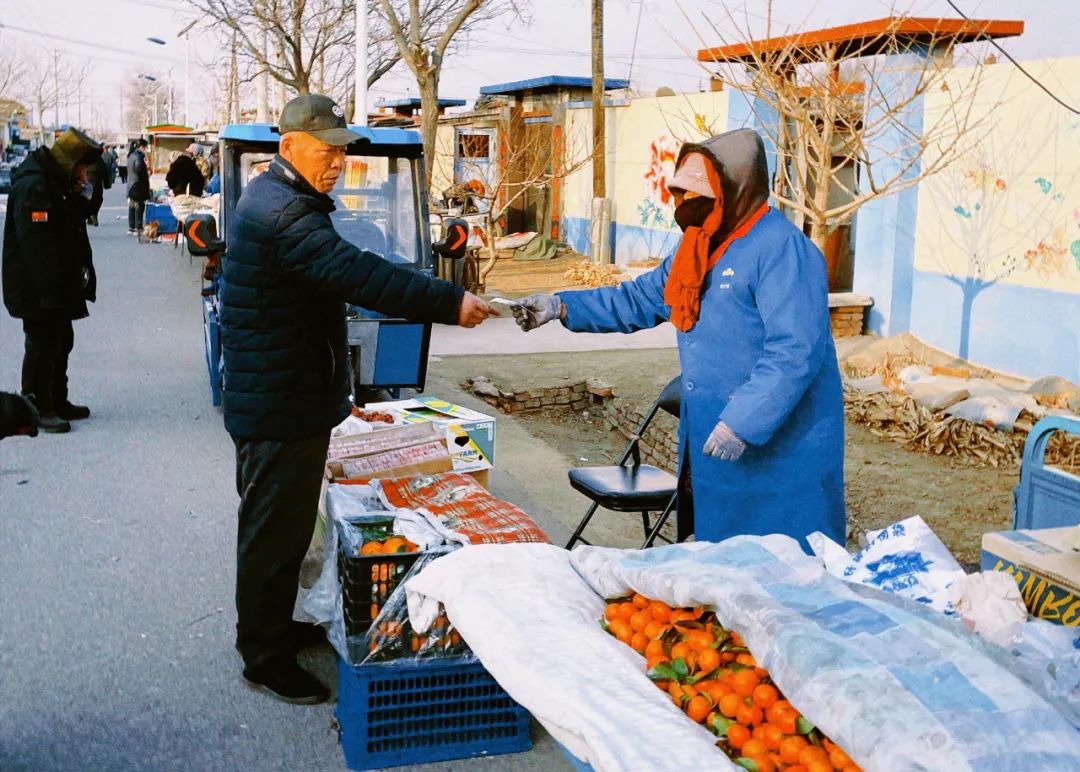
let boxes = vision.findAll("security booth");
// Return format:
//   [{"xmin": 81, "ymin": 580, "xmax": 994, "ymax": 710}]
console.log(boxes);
[{"xmin": 192, "ymin": 123, "xmax": 463, "ymax": 407}]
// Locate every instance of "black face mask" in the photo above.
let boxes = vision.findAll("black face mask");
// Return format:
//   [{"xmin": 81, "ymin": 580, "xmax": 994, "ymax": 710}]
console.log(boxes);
[{"xmin": 674, "ymin": 197, "xmax": 716, "ymax": 232}]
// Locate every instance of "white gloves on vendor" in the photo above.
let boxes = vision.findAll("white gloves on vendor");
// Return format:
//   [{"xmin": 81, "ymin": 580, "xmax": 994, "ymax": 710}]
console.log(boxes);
[{"xmin": 703, "ymin": 420, "xmax": 746, "ymax": 461}]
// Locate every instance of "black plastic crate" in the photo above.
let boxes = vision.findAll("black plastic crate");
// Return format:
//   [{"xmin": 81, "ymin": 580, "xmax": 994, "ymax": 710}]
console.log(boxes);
[{"xmin": 338, "ymin": 550, "xmax": 421, "ymax": 639}]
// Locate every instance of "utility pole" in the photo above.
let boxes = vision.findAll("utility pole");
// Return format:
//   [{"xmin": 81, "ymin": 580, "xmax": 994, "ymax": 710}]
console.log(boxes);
[
  {"xmin": 589, "ymin": 0, "xmax": 610, "ymax": 264},
  {"xmin": 354, "ymin": 0, "xmax": 368, "ymax": 126},
  {"xmin": 257, "ymin": 27, "xmax": 270, "ymax": 123},
  {"xmin": 52, "ymin": 49, "xmax": 59, "ymax": 129},
  {"xmin": 591, "ymin": 0, "xmax": 604, "ymax": 199}
]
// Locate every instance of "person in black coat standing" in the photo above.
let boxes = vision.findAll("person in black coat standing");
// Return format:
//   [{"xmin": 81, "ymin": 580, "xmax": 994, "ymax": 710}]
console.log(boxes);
[
  {"xmin": 2, "ymin": 127, "xmax": 102, "ymax": 433},
  {"xmin": 126, "ymin": 138, "xmax": 151, "ymax": 234},
  {"xmin": 221, "ymin": 94, "xmax": 497, "ymax": 704},
  {"xmin": 165, "ymin": 146, "xmax": 205, "ymax": 197},
  {"xmin": 86, "ymin": 151, "xmax": 112, "ymax": 226}
]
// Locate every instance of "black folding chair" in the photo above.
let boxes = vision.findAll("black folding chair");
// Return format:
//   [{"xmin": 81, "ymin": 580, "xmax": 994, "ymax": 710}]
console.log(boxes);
[{"xmin": 565, "ymin": 376, "xmax": 682, "ymax": 550}]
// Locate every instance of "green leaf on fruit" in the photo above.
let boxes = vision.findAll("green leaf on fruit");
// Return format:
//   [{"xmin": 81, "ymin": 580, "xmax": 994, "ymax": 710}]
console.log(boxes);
[
  {"xmin": 796, "ymin": 716, "xmax": 815, "ymax": 735},
  {"xmin": 735, "ymin": 758, "xmax": 760, "ymax": 771},
  {"xmin": 648, "ymin": 663, "xmax": 678, "ymax": 682},
  {"xmin": 710, "ymin": 715, "xmax": 735, "ymax": 736},
  {"xmin": 672, "ymin": 657, "xmax": 690, "ymax": 680}
]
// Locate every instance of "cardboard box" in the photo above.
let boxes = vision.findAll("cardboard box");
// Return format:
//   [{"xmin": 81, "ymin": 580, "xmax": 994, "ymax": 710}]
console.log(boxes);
[
  {"xmin": 981, "ymin": 527, "xmax": 1080, "ymax": 626},
  {"xmin": 366, "ymin": 397, "xmax": 496, "ymax": 474},
  {"xmin": 327, "ymin": 422, "xmax": 453, "ymax": 482}
]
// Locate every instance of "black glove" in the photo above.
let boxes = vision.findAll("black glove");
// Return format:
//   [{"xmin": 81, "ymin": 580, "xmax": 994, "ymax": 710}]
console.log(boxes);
[{"xmin": 0, "ymin": 392, "xmax": 40, "ymax": 439}]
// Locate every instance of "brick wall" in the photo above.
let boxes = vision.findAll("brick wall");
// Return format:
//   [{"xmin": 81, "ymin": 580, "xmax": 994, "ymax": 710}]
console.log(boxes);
[{"xmin": 830, "ymin": 305, "xmax": 867, "ymax": 337}]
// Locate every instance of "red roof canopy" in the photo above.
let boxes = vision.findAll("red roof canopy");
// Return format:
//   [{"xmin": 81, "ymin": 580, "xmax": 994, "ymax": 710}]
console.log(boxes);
[{"xmin": 697, "ymin": 16, "xmax": 1024, "ymax": 65}]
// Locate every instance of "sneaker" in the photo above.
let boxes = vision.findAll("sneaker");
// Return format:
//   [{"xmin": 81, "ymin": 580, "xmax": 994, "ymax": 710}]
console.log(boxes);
[
  {"xmin": 242, "ymin": 656, "xmax": 329, "ymax": 705},
  {"xmin": 56, "ymin": 402, "xmax": 91, "ymax": 421},
  {"xmin": 38, "ymin": 413, "xmax": 72, "ymax": 433}
]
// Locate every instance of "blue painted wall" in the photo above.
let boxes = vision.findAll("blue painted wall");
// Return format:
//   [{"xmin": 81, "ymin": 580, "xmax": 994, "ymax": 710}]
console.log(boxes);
[
  {"xmin": 910, "ymin": 270, "xmax": 1080, "ymax": 381},
  {"xmin": 852, "ymin": 50, "xmax": 928, "ymax": 338},
  {"xmin": 564, "ymin": 216, "xmax": 683, "ymax": 265}
]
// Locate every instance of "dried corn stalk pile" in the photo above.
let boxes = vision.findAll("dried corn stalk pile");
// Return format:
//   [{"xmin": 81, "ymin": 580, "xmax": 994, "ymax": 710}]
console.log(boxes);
[
  {"xmin": 564, "ymin": 261, "xmax": 622, "ymax": 288},
  {"xmin": 845, "ymin": 386, "xmax": 1080, "ymax": 471}
]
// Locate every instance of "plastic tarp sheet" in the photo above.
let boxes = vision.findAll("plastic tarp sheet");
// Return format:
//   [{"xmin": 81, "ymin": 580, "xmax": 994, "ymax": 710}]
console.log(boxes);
[{"xmin": 407, "ymin": 539, "xmax": 1080, "ymax": 772}]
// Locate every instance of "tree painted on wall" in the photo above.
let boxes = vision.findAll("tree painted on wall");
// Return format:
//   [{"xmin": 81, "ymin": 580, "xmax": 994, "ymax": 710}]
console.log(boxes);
[{"xmin": 934, "ymin": 155, "xmax": 1078, "ymax": 360}]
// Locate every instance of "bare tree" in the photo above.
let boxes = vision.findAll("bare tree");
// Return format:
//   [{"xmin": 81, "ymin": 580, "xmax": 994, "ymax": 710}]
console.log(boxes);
[
  {"xmin": 19, "ymin": 52, "xmax": 81, "ymax": 144},
  {"xmin": 188, "ymin": 0, "xmax": 403, "ymax": 104},
  {"xmin": 377, "ymin": 0, "xmax": 523, "ymax": 185},
  {"xmin": 124, "ymin": 72, "xmax": 166, "ymax": 132},
  {"xmin": 437, "ymin": 112, "xmax": 593, "ymax": 287},
  {"xmin": 0, "ymin": 33, "xmax": 26, "ymax": 99},
  {"xmin": 693, "ymin": 4, "xmax": 994, "ymax": 260}
]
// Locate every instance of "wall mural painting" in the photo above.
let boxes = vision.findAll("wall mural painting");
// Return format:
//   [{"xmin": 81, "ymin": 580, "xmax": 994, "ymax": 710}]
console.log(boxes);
[{"xmin": 635, "ymin": 135, "xmax": 681, "ymax": 260}]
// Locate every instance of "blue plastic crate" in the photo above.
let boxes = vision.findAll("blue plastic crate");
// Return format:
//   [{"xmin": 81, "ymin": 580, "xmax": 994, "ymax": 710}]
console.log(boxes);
[
  {"xmin": 336, "ymin": 655, "xmax": 532, "ymax": 770},
  {"xmin": 144, "ymin": 202, "xmax": 178, "ymax": 234}
]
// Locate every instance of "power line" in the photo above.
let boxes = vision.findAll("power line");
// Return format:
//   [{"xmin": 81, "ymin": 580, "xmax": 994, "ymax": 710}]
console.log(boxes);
[
  {"xmin": 945, "ymin": 0, "xmax": 1079, "ymax": 115},
  {"xmin": 0, "ymin": 22, "xmax": 182, "ymax": 63}
]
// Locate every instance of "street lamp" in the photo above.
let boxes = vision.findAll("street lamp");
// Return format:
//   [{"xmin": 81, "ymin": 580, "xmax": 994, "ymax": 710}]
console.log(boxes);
[
  {"xmin": 139, "ymin": 74, "xmax": 159, "ymax": 126},
  {"xmin": 148, "ymin": 23, "xmax": 196, "ymax": 127}
]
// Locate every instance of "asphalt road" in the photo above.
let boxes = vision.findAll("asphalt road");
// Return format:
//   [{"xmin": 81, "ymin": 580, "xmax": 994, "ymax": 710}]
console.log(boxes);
[{"xmin": 0, "ymin": 188, "xmax": 572, "ymax": 772}]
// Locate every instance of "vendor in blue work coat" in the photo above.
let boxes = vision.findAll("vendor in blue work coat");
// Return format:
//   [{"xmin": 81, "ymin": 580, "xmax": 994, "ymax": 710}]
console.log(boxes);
[{"xmin": 513, "ymin": 129, "xmax": 845, "ymax": 550}]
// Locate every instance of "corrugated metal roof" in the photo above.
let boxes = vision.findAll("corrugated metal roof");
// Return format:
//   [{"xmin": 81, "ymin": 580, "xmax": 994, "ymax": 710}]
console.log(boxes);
[
  {"xmin": 217, "ymin": 124, "xmax": 422, "ymax": 146},
  {"xmin": 375, "ymin": 98, "xmax": 467, "ymax": 108},
  {"xmin": 479, "ymin": 76, "xmax": 630, "ymax": 96}
]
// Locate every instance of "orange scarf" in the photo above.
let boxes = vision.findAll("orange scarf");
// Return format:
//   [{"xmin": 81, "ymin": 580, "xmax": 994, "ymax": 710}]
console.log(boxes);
[{"xmin": 664, "ymin": 174, "xmax": 770, "ymax": 333}]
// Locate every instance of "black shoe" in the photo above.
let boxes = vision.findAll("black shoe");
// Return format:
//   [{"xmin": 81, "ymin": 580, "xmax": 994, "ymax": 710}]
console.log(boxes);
[
  {"xmin": 88, "ymin": 215, "xmax": 99, "ymax": 227},
  {"xmin": 38, "ymin": 413, "xmax": 72, "ymax": 433},
  {"xmin": 243, "ymin": 656, "xmax": 329, "ymax": 705},
  {"xmin": 56, "ymin": 402, "xmax": 91, "ymax": 421}
]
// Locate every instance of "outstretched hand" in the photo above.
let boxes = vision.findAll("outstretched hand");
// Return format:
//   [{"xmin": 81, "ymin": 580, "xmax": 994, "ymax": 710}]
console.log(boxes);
[
  {"xmin": 458, "ymin": 292, "xmax": 500, "ymax": 328},
  {"xmin": 511, "ymin": 294, "xmax": 563, "ymax": 332}
]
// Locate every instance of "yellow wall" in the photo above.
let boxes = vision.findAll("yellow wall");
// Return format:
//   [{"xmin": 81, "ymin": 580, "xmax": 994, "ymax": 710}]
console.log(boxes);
[
  {"xmin": 914, "ymin": 56, "xmax": 1080, "ymax": 294},
  {"xmin": 432, "ymin": 122, "xmax": 456, "ymax": 196},
  {"xmin": 564, "ymin": 91, "xmax": 730, "ymax": 261}
]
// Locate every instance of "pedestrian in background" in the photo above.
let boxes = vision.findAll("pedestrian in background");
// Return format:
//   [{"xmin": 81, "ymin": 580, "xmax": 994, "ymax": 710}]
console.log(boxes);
[
  {"xmin": 166, "ymin": 144, "xmax": 205, "ymax": 197},
  {"xmin": 116, "ymin": 144, "xmax": 128, "ymax": 185},
  {"xmin": 2, "ymin": 127, "xmax": 102, "ymax": 433},
  {"xmin": 126, "ymin": 138, "xmax": 150, "ymax": 235},
  {"xmin": 86, "ymin": 147, "xmax": 112, "ymax": 227}
]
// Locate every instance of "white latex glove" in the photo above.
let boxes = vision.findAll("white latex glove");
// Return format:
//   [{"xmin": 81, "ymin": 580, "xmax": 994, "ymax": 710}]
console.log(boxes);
[
  {"xmin": 511, "ymin": 293, "xmax": 562, "ymax": 332},
  {"xmin": 703, "ymin": 420, "xmax": 746, "ymax": 460}
]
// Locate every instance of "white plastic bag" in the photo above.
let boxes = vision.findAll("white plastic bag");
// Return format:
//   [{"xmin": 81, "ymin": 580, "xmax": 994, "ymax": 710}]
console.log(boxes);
[{"xmin": 808, "ymin": 515, "xmax": 966, "ymax": 615}]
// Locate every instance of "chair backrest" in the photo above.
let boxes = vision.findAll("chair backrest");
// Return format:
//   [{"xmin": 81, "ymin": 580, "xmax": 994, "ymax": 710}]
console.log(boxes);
[
  {"xmin": 623, "ymin": 374, "xmax": 682, "ymax": 467},
  {"xmin": 1013, "ymin": 416, "xmax": 1080, "ymax": 529},
  {"xmin": 657, "ymin": 375, "xmax": 682, "ymax": 417}
]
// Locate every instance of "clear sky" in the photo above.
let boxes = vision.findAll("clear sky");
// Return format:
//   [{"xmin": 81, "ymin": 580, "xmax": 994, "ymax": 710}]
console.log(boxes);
[{"xmin": 2, "ymin": 0, "xmax": 1079, "ymax": 134}]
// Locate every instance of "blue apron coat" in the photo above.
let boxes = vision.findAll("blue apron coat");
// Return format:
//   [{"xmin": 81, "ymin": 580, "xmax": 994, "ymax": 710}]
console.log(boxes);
[{"xmin": 559, "ymin": 208, "xmax": 845, "ymax": 550}]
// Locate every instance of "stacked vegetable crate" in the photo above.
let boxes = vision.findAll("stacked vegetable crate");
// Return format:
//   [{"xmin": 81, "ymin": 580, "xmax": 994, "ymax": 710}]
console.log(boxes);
[{"xmin": 334, "ymin": 533, "xmax": 532, "ymax": 769}]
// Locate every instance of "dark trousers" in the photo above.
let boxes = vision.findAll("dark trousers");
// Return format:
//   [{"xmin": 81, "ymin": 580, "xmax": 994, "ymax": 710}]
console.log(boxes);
[
  {"xmin": 22, "ymin": 317, "xmax": 74, "ymax": 415},
  {"xmin": 233, "ymin": 432, "xmax": 330, "ymax": 668},
  {"xmin": 118, "ymin": 167, "xmax": 127, "ymax": 184},
  {"xmin": 128, "ymin": 200, "xmax": 145, "ymax": 231}
]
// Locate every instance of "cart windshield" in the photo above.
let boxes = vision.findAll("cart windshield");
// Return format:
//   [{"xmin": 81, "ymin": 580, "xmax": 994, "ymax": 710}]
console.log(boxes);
[
  {"xmin": 231, "ymin": 151, "xmax": 426, "ymax": 267},
  {"xmin": 330, "ymin": 156, "xmax": 422, "ymax": 266}
]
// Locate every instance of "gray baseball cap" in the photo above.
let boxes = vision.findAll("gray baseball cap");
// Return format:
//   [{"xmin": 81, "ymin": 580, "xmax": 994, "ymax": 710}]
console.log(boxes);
[{"xmin": 278, "ymin": 94, "xmax": 362, "ymax": 146}]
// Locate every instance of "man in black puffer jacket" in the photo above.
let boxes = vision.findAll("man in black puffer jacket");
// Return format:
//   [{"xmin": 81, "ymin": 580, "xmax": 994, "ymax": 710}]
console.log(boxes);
[
  {"xmin": 3, "ymin": 127, "xmax": 102, "ymax": 433},
  {"xmin": 221, "ymin": 94, "xmax": 496, "ymax": 705}
]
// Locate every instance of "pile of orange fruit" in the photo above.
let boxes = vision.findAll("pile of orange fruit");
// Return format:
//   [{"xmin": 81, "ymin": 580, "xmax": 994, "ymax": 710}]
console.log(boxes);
[
  {"xmin": 359, "ymin": 536, "xmax": 421, "ymax": 555},
  {"xmin": 602, "ymin": 594, "xmax": 860, "ymax": 772}
]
